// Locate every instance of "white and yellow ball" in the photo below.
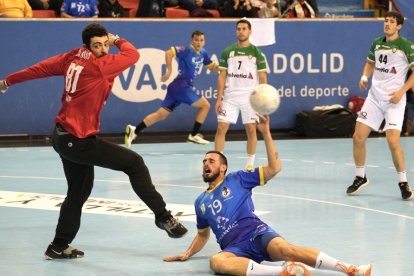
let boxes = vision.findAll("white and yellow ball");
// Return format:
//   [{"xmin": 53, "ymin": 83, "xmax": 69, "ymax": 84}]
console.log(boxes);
[{"xmin": 249, "ymin": 84, "xmax": 280, "ymax": 115}]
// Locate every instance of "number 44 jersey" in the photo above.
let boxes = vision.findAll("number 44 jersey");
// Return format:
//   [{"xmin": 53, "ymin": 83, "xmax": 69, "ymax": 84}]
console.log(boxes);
[{"xmin": 368, "ymin": 36, "xmax": 414, "ymax": 101}]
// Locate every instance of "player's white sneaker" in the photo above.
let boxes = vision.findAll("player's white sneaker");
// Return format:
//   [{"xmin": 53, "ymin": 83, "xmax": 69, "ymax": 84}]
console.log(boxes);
[
  {"xmin": 187, "ymin": 133, "xmax": 209, "ymax": 145},
  {"xmin": 280, "ymin": 262, "xmax": 310, "ymax": 276},
  {"xmin": 125, "ymin": 124, "xmax": 137, "ymax": 148},
  {"xmin": 347, "ymin": 264, "xmax": 372, "ymax": 276}
]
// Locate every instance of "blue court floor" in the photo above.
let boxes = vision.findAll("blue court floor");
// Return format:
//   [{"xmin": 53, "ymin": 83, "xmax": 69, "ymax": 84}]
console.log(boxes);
[{"xmin": 0, "ymin": 137, "xmax": 413, "ymax": 275}]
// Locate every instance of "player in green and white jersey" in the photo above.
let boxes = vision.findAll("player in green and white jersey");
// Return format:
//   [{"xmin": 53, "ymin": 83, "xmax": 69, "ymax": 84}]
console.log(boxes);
[
  {"xmin": 347, "ymin": 11, "xmax": 414, "ymax": 200},
  {"xmin": 214, "ymin": 18, "xmax": 268, "ymax": 171}
]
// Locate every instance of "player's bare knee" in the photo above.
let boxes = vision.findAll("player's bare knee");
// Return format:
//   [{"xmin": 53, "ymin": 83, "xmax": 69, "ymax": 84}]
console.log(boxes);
[
  {"xmin": 352, "ymin": 133, "xmax": 365, "ymax": 146},
  {"xmin": 279, "ymin": 244, "xmax": 299, "ymax": 261},
  {"xmin": 209, "ymin": 255, "xmax": 224, "ymax": 273},
  {"xmin": 386, "ymin": 137, "xmax": 400, "ymax": 151},
  {"xmin": 202, "ymin": 100, "xmax": 211, "ymax": 109},
  {"xmin": 217, "ymin": 124, "xmax": 229, "ymax": 135}
]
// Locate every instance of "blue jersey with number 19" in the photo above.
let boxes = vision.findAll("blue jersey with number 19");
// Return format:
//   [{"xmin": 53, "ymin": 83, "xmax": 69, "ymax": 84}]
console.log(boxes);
[
  {"xmin": 195, "ymin": 167, "xmax": 266, "ymax": 249},
  {"xmin": 172, "ymin": 45, "xmax": 213, "ymax": 82}
]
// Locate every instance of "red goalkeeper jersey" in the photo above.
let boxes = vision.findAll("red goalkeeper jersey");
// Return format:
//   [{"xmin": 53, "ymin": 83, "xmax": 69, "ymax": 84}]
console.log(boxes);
[{"xmin": 5, "ymin": 39, "xmax": 139, "ymax": 138}]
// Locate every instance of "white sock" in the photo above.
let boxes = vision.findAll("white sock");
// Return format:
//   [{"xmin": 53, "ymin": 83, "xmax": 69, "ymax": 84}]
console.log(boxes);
[
  {"xmin": 315, "ymin": 252, "xmax": 351, "ymax": 273},
  {"xmin": 398, "ymin": 171, "xmax": 407, "ymax": 182},
  {"xmin": 246, "ymin": 154, "xmax": 256, "ymax": 168},
  {"xmin": 246, "ymin": 259, "xmax": 282, "ymax": 276},
  {"xmin": 355, "ymin": 166, "xmax": 365, "ymax": 178}
]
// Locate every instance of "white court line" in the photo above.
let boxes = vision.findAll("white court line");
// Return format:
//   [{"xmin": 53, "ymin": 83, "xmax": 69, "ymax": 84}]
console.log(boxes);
[
  {"xmin": 0, "ymin": 147, "xmax": 404, "ymax": 171},
  {"xmin": 1, "ymin": 175, "xmax": 412, "ymax": 220},
  {"xmin": 253, "ymin": 191, "xmax": 414, "ymax": 220}
]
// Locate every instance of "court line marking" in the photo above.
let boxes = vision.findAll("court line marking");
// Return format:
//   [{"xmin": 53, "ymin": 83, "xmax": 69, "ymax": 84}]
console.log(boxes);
[
  {"xmin": 1, "ymin": 175, "xmax": 412, "ymax": 220},
  {"xmin": 0, "ymin": 189, "xmax": 270, "ymax": 221},
  {"xmin": 2, "ymin": 148, "xmax": 412, "ymax": 172},
  {"xmin": 252, "ymin": 192, "xmax": 414, "ymax": 220}
]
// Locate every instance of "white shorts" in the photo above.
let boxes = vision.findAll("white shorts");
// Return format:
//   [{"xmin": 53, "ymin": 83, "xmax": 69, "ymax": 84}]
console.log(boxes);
[
  {"xmin": 357, "ymin": 95, "xmax": 406, "ymax": 131},
  {"xmin": 217, "ymin": 95, "xmax": 258, "ymax": 124}
]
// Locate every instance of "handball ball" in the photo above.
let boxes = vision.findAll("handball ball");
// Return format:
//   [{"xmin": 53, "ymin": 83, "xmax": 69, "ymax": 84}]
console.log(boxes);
[{"xmin": 249, "ymin": 84, "xmax": 280, "ymax": 115}]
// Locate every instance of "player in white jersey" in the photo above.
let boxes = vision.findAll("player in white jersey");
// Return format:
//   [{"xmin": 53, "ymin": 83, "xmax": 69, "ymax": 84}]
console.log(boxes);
[
  {"xmin": 215, "ymin": 18, "xmax": 268, "ymax": 171},
  {"xmin": 347, "ymin": 11, "xmax": 414, "ymax": 200},
  {"xmin": 164, "ymin": 115, "xmax": 372, "ymax": 276}
]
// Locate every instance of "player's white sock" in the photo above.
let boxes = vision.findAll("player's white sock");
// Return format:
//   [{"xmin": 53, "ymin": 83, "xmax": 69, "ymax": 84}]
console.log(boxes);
[
  {"xmin": 355, "ymin": 166, "xmax": 365, "ymax": 178},
  {"xmin": 246, "ymin": 259, "xmax": 282, "ymax": 276},
  {"xmin": 315, "ymin": 252, "xmax": 351, "ymax": 273},
  {"xmin": 398, "ymin": 170, "xmax": 407, "ymax": 182},
  {"xmin": 246, "ymin": 154, "xmax": 256, "ymax": 168}
]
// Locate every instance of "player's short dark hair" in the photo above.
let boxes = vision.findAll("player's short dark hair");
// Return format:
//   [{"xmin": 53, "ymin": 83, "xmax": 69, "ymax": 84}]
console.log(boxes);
[
  {"xmin": 385, "ymin": 11, "xmax": 404, "ymax": 25},
  {"xmin": 192, "ymin": 30, "xmax": 204, "ymax": 38},
  {"xmin": 236, "ymin": 18, "xmax": 251, "ymax": 30},
  {"xmin": 205, "ymin": 151, "xmax": 228, "ymax": 173},
  {"xmin": 82, "ymin": 23, "xmax": 108, "ymax": 48}
]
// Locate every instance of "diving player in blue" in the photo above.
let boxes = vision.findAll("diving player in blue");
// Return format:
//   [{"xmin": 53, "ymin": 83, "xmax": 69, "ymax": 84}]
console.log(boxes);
[
  {"xmin": 125, "ymin": 30, "xmax": 218, "ymax": 147},
  {"xmin": 164, "ymin": 114, "xmax": 372, "ymax": 276}
]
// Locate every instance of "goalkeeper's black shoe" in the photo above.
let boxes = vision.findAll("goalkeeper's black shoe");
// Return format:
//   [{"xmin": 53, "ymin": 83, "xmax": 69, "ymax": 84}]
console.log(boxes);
[
  {"xmin": 155, "ymin": 211, "xmax": 188, "ymax": 238},
  {"xmin": 44, "ymin": 243, "xmax": 84, "ymax": 260}
]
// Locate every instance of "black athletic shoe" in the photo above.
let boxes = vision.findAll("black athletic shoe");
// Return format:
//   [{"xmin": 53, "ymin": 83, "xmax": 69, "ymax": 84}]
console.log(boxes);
[
  {"xmin": 347, "ymin": 175, "xmax": 369, "ymax": 195},
  {"xmin": 44, "ymin": 243, "xmax": 84, "ymax": 260},
  {"xmin": 398, "ymin": 182, "xmax": 413, "ymax": 201},
  {"xmin": 155, "ymin": 211, "xmax": 188, "ymax": 238}
]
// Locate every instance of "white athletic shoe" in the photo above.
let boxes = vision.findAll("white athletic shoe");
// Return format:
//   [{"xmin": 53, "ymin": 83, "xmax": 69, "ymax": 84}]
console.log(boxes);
[
  {"xmin": 280, "ymin": 262, "xmax": 310, "ymax": 276},
  {"xmin": 125, "ymin": 124, "xmax": 137, "ymax": 148},
  {"xmin": 187, "ymin": 133, "xmax": 209, "ymax": 145}
]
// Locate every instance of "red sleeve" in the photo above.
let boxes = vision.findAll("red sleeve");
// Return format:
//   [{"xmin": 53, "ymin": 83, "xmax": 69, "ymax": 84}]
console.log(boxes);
[
  {"xmin": 6, "ymin": 53, "xmax": 67, "ymax": 86},
  {"xmin": 94, "ymin": 38, "xmax": 140, "ymax": 79}
]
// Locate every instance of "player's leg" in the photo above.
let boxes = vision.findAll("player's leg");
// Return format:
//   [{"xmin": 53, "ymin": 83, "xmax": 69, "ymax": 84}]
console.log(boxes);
[
  {"xmin": 191, "ymin": 96, "xmax": 211, "ymax": 124},
  {"xmin": 348, "ymin": 97, "xmax": 382, "ymax": 195},
  {"xmin": 45, "ymin": 127, "xmax": 96, "ymax": 259},
  {"xmin": 210, "ymin": 248, "xmax": 309, "ymax": 276},
  {"xmin": 54, "ymin": 127, "xmax": 188, "ymax": 239},
  {"xmin": 45, "ymin": 157, "xmax": 92, "ymax": 259},
  {"xmin": 267, "ymin": 237, "xmax": 371, "ymax": 276},
  {"xmin": 125, "ymin": 107, "xmax": 171, "ymax": 148},
  {"xmin": 143, "ymin": 107, "xmax": 172, "ymax": 126},
  {"xmin": 87, "ymin": 136, "xmax": 188, "ymax": 237},
  {"xmin": 240, "ymin": 99, "xmax": 259, "ymax": 170},
  {"xmin": 215, "ymin": 98, "xmax": 238, "ymax": 152},
  {"xmin": 125, "ymin": 82, "xmax": 178, "ymax": 147},
  {"xmin": 188, "ymin": 96, "xmax": 211, "ymax": 144},
  {"xmin": 244, "ymin": 123, "xmax": 257, "ymax": 170},
  {"xmin": 384, "ymin": 101, "xmax": 413, "ymax": 200},
  {"xmin": 215, "ymin": 121, "xmax": 230, "ymax": 152},
  {"xmin": 209, "ymin": 251, "xmax": 250, "ymax": 275}
]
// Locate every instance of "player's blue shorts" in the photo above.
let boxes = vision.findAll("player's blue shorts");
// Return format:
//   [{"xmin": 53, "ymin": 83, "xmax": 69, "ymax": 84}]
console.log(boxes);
[
  {"xmin": 222, "ymin": 223, "xmax": 280, "ymax": 263},
  {"xmin": 161, "ymin": 78, "xmax": 201, "ymax": 112}
]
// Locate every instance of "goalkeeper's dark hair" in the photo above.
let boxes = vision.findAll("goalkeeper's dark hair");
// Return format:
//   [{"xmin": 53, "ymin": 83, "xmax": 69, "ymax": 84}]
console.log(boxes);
[
  {"xmin": 82, "ymin": 23, "xmax": 108, "ymax": 48},
  {"xmin": 206, "ymin": 151, "xmax": 228, "ymax": 174}
]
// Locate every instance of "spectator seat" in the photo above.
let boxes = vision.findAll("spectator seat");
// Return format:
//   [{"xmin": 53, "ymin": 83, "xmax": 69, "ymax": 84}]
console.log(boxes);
[
  {"xmin": 207, "ymin": 9, "xmax": 220, "ymax": 17},
  {"xmin": 165, "ymin": 7, "xmax": 190, "ymax": 18},
  {"xmin": 32, "ymin": 10, "xmax": 57, "ymax": 18},
  {"xmin": 118, "ymin": 0, "xmax": 140, "ymax": 10}
]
